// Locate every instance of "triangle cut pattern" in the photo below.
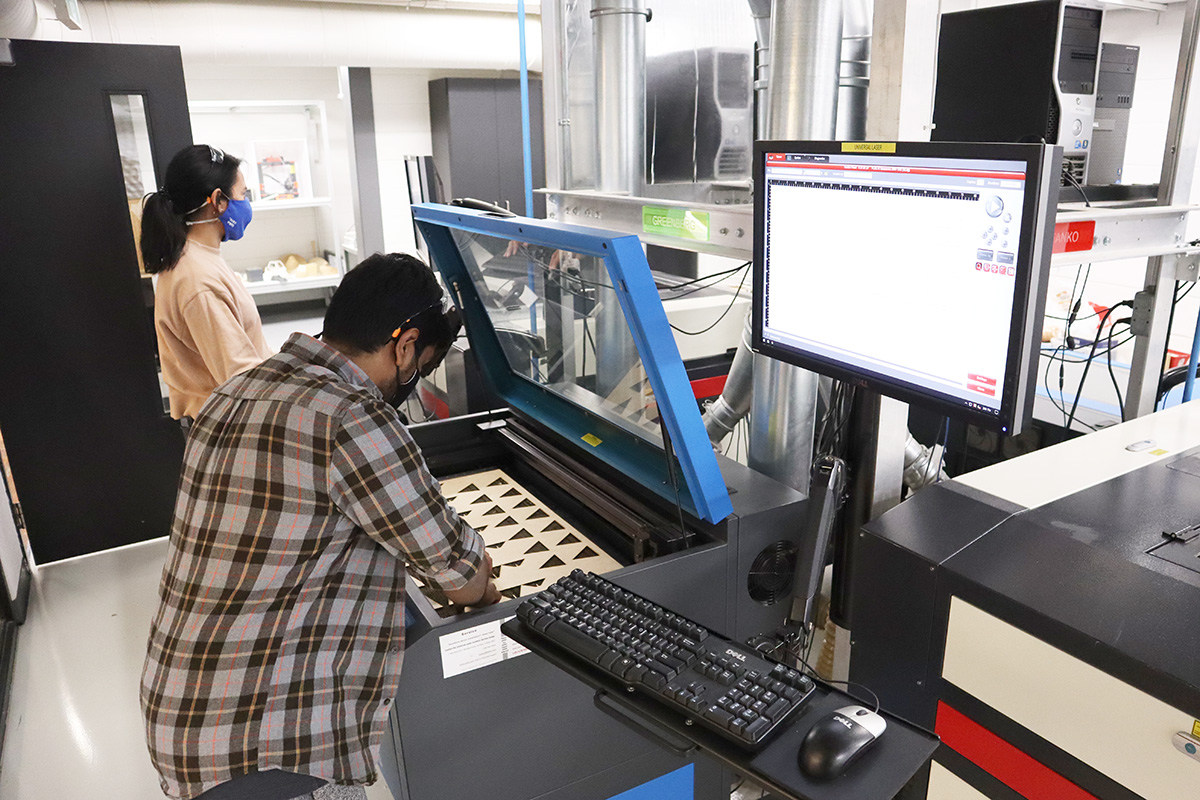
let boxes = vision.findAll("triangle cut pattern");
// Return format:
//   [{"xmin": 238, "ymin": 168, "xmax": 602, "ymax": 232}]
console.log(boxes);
[{"xmin": 430, "ymin": 468, "xmax": 623, "ymax": 603}]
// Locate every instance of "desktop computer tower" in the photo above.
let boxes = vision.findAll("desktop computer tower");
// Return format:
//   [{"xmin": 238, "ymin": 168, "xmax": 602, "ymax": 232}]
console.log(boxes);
[
  {"xmin": 1089, "ymin": 43, "xmax": 1139, "ymax": 185},
  {"xmin": 932, "ymin": 0, "xmax": 1103, "ymax": 185},
  {"xmin": 646, "ymin": 47, "xmax": 754, "ymax": 183}
]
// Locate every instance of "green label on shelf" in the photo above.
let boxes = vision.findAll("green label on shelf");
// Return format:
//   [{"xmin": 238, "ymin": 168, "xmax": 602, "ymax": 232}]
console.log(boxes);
[{"xmin": 642, "ymin": 206, "xmax": 710, "ymax": 242}]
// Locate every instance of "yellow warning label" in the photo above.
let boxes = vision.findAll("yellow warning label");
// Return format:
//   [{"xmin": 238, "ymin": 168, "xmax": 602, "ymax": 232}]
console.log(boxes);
[
  {"xmin": 1150, "ymin": 449, "xmax": 1170, "ymax": 456},
  {"xmin": 1192, "ymin": 719, "xmax": 1200, "ymax": 738},
  {"xmin": 842, "ymin": 142, "xmax": 897, "ymax": 153},
  {"xmin": 581, "ymin": 433, "xmax": 602, "ymax": 447}
]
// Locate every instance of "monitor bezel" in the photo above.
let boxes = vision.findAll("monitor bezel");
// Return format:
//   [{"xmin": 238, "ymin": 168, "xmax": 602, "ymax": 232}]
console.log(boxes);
[{"xmin": 751, "ymin": 139, "xmax": 1058, "ymax": 435}]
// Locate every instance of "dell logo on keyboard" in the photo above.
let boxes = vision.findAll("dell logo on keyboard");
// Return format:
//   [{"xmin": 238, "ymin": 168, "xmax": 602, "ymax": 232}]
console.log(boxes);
[{"xmin": 725, "ymin": 649, "xmax": 747, "ymax": 662}]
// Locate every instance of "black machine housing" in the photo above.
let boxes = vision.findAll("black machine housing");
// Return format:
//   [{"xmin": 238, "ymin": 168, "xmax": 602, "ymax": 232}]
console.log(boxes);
[{"xmin": 387, "ymin": 406, "xmax": 810, "ymax": 800}]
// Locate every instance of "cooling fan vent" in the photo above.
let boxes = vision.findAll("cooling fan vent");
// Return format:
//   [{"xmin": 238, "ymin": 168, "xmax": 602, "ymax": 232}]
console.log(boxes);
[{"xmin": 747, "ymin": 540, "xmax": 797, "ymax": 606}]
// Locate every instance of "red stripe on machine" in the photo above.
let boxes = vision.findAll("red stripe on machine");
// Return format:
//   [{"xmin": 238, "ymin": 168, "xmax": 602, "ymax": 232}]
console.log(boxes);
[{"xmin": 935, "ymin": 702, "xmax": 1099, "ymax": 800}]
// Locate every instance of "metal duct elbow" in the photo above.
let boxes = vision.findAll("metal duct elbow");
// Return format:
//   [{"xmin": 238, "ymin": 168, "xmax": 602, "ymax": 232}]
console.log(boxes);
[
  {"xmin": 703, "ymin": 313, "xmax": 755, "ymax": 444},
  {"xmin": 0, "ymin": 0, "xmax": 38, "ymax": 38},
  {"xmin": 902, "ymin": 432, "xmax": 946, "ymax": 491}
]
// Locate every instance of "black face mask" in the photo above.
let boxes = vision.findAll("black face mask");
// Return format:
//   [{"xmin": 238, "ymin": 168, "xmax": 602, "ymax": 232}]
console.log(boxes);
[{"xmin": 390, "ymin": 362, "xmax": 420, "ymax": 410}]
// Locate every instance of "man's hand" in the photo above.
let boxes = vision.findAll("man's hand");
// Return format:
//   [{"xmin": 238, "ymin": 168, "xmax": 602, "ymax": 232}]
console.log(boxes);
[{"xmin": 443, "ymin": 552, "xmax": 501, "ymax": 607}]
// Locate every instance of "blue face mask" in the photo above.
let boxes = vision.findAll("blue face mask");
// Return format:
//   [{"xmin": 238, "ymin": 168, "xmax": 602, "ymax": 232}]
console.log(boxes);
[{"xmin": 219, "ymin": 196, "xmax": 254, "ymax": 241}]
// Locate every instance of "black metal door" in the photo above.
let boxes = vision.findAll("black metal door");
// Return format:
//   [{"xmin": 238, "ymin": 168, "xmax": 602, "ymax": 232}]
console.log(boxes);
[{"xmin": 0, "ymin": 40, "xmax": 193, "ymax": 563}]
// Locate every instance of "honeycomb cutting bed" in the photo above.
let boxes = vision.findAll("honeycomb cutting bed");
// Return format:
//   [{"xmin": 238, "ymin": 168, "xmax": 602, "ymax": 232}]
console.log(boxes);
[{"xmin": 421, "ymin": 468, "xmax": 622, "ymax": 605}]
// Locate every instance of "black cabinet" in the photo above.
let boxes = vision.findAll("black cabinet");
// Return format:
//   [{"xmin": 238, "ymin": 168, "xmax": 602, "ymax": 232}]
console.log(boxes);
[{"xmin": 429, "ymin": 78, "xmax": 546, "ymax": 218}]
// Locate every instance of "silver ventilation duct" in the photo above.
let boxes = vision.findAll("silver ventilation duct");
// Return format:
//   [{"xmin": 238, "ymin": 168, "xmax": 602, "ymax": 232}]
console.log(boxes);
[
  {"xmin": 743, "ymin": 0, "xmax": 842, "ymax": 494},
  {"xmin": 0, "ymin": 0, "xmax": 37, "ymax": 38},
  {"xmin": 591, "ymin": 0, "xmax": 648, "ymax": 397},
  {"xmin": 766, "ymin": 0, "xmax": 842, "ymax": 140},
  {"xmin": 703, "ymin": 315, "xmax": 755, "ymax": 442},
  {"xmin": 838, "ymin": 0, "xmax": 872, "ymax": 141},
  {"xmin": 902, "ymin": 433, "xmax": 947, "ymax": 490},
  {"xmin": 591, "ymin": 0, "xmax": 648, "ymax": 195},
  {"xmin": 747, "ymin": 0, "xmax": 773, "ymax": 138}
]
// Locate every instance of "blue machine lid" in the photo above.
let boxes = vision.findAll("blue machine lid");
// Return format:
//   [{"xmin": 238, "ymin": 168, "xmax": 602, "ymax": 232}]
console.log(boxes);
[{"xmin": 414, "ymin": 203, "xmax": 733, "ymax": 524}]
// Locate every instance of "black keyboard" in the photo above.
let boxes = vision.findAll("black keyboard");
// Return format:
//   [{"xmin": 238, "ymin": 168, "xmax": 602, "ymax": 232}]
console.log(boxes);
[{"xmin": 515, "ymin": 569, "xmax": 816, "ymax": 750}]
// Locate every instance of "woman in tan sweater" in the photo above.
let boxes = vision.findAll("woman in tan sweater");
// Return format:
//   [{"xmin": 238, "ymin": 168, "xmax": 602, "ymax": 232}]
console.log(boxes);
[{"xmin": 140, "ymin": 145, "xmax": 272, "ymax": 420}]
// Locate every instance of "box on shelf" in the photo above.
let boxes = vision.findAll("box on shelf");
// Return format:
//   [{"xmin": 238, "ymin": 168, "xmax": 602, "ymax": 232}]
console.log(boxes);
[{"xmin": 251, "ymin": 139, "xmax": 311, "ymax": 202}]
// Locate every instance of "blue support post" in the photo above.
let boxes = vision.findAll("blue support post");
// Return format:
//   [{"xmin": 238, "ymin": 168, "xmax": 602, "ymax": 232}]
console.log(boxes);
[
  {"xmin": 518, "ymin": 0, "xmax": 538, "ymax": 340},
  {"xmin": 1184, "ymin": 302, "xmax": 1200, "ymax": 402}
]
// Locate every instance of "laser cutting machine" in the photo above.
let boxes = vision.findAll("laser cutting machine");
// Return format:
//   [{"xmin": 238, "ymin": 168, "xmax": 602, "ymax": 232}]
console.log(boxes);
[
  {"xmin": 385, "ymin": 205, "xmax": 812, "ymax": 800},
  {"xmin": 850, "ymin": 404, "xmax": 1200, "ymax": 799}
]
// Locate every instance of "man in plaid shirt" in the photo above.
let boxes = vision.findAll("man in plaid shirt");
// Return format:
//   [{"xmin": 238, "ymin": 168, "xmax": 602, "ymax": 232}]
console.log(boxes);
[{"xmin": 141, "ymin": 253, "xmax": 500, "ymax": 800}]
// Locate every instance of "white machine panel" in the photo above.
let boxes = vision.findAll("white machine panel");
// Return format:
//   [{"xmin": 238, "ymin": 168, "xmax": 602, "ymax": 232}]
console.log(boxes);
[
  {"xmin": 927, "ymin": 761, "xmax": 990, "ymax": 800},
  {"xmin": 942, "ymin": 598, "xmax": 1198, "ymax": 800},
  {"xmin": 958, "ymin": 400, "xmax": 1200, "ymax": 509}
]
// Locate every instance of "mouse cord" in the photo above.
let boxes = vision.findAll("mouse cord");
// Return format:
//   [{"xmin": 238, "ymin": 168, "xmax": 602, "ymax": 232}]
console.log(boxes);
[{"xmin": 789, "ymin": 631, "xmax": 882, "ymax": 715}]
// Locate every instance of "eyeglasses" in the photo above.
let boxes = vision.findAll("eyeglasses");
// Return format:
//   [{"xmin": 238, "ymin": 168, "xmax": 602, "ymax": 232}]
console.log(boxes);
[
  {"xmin": 207, "ymin": 145, "xmax": 225, "ymax": 164},
  {"xmin": 392, "ymin": 295, "xmax": 459, "ymax": 377},
  {"xmin": 391, "ymin": 295, "xmax": 455, "ymax": 340}
]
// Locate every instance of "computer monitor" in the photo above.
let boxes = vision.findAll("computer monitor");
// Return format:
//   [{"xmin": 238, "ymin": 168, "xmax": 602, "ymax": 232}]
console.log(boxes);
[{"xmin": 752, "ymin": 141, "xmax": 1059, "ymax": 435}]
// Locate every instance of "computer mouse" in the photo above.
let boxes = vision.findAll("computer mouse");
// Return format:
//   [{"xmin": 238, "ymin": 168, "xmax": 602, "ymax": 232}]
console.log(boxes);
[{"xmin": 797, "ymin": 705, "xmax": 886, "ymax": 780}]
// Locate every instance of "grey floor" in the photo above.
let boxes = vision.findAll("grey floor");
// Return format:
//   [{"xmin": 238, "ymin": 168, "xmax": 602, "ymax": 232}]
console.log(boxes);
[
  {"xmin": 0, "ymin": 539, "xmax": 779, "ymax": 799},
  {"xmin": 0, "ymin": 539, "xmax": 392, "ymax": 800}
]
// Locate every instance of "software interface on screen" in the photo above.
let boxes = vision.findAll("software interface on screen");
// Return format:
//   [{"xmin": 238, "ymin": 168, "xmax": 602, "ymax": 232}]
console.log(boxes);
[{"xmin": 760, "ymin": 150, "xmax": 1030, "ymax": 420}]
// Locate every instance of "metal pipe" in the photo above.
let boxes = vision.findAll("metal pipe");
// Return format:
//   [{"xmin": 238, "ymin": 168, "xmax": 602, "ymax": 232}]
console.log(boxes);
[
  {"xmin": 518, "ymin": 0, "xmax": 535, "ymax": 217},
  {"xmin": 902, "ymin": 433, "xmax": 946, "ymax": 490},
  {"xmin": 0, "ymin": 0, "xmax": 37, "ymax": 38},
  {"xmin": 837, "ymin": 0, "xmax": 871, "ymax": 140},
  {"xmin": 590, "ymin": 0, "xmax": 648, "ymax": 194},
  {"xmin": 765, "ymin": 0, "xmax": 843, "ymax": 139},
  {"xmin": 704, "ymin": 314, "xmax": 755, "ymax": 443},
  {"xmin": 747, "ymin": 0, "xmax": 773, "ymax": 139},
  {"xmin": 591, "ymin": 0, "xmax": 647, "ymax": 397},
  {"xmin": 744, "ymin": 0, "xmax": 843, "ymax": 493}
]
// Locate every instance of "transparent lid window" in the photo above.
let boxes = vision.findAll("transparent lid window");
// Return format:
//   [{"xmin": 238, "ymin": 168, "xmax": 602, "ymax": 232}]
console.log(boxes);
[{"xmin": 449, "ymin": 229, "xmax": 666, "ymax": 445}]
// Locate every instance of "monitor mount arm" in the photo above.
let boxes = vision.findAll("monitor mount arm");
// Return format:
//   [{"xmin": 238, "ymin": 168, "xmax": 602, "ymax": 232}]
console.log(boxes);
[{"xmin": 747, "ymin": 455, "xmax": 847, "ymax": 663}]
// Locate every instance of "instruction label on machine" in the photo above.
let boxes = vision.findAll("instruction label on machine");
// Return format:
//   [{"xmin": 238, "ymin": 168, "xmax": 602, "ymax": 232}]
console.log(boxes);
[
  {"xmin": 439, "ymin": 616, "xmax": 530, "ymax": 679},
  {"xmin": 842, "ymin": 142, "xmax": 896, "ymax": 153}
]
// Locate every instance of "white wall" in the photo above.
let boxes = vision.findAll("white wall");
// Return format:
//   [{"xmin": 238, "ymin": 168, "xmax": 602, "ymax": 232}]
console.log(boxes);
[
  {"xmin": 371, "ymin": 68, "xmax": 528, "ymax": 257},
  {"xmin": 185, "ymin": 66, "xmax": 358, "ymax": 272}
]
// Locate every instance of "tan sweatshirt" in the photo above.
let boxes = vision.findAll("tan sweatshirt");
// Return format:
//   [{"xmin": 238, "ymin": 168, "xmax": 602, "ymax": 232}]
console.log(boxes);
[{"xmin": 154, "ymin": 241, "xmax": 272, "ymax": 419}]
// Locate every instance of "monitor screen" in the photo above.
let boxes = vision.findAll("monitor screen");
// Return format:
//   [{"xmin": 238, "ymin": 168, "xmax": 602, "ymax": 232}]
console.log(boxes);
[{"xmin": 753, "ymin": 141, "xmax": 1058, "ymax": 434}]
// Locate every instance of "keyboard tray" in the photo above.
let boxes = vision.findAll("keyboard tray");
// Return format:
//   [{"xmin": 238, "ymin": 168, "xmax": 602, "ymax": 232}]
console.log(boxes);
[{"xmin": 502, "ymin": 618, "xmax": 939, "ymax": 800}]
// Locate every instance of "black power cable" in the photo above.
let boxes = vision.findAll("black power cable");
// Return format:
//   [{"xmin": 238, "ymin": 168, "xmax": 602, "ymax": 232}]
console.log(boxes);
[
  {"xmin": 1061, "ymin": 168, "xmax": 1093, "ymax": 207},
  {"xmin": 670, "ymin": 263, "xmax": 751, "ymax": 336},
  {"xmin": 1105, "ymin": 319, "xmax": 1132, "ymax": 421},
  {"xmin": 1065, "ymin": 301, "xmax": 1133, "ymax": 430},
  {"xmin": 656, "ymin": 260, "xmax": 750, "ymax": 292}
]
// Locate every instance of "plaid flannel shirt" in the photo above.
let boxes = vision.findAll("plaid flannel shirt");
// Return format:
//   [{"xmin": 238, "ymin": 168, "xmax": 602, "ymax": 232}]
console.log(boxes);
[{"xmin": 140, "ymin": 333, "xmax": 484, "ymax": 799}]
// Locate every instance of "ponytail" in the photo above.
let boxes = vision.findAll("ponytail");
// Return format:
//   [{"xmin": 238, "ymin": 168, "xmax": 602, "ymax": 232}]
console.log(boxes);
[
  {"xmin": 139, "ymin": 189, "xmax": 188, "ymax": 274},
  {"xmin": 140, "ymin": 144, "xmax": 243, "ymax": 273}
]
